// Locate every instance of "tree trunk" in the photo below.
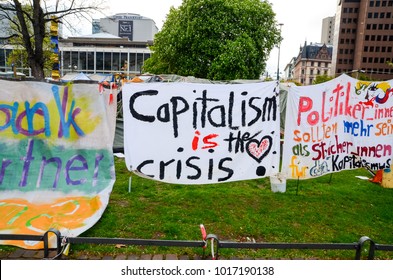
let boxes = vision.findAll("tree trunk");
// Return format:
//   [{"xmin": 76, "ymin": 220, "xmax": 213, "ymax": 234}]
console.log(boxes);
[
  {"xmin": 29, "ymin": 59, "xmax": 45, "ymax": 80},
  {"xmin": 13, "ymin": 0, "xmax": 46, "ymax": 81}
]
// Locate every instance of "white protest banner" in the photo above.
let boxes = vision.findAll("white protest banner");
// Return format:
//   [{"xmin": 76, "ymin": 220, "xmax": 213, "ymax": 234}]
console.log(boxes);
[
  {"xmin": 282, "ymin": 74, "xmax": 393, "ymax": 179},
  {"xmin": 123, "ymin": 82, "xmax": 280, "ymax": 184},
  {"xmin": 0, "ymin": 80, "xmax": 116, "ymax": 249}
]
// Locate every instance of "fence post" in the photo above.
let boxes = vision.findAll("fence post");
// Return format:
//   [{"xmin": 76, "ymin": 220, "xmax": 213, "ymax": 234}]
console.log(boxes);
[
  {"xmin": 43, "ymin": 229, "xmax": 62, "ymax": 259},
  {"xmin": 355, "ymin": 236, "xmax": 375, "ymax": 260},
  {"xmin": 205, "ymin": 234, "xmax": 220, "ymax": 260}
]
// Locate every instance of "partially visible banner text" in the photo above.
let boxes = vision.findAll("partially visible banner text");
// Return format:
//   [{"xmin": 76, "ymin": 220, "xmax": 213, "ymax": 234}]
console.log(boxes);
[{"xmin": 123, "ymin": 82, "xmax": 280, "ymax": 184}]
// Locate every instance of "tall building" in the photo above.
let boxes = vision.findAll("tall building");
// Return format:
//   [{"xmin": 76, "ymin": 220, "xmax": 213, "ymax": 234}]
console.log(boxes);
[
  {"xmin": 332, "ymin": 0, "xmax": 393, "ymax": 80},
  {"xmin": 292, "ymin": 42, "xmax": 333, "ymax": 85},
  {"xmin": 321, "ymin": 16, "xmax": 336, "ymax": 44},
  {"xmin": 283, "ymin": 57, "xmax": 296, "ymax": 80}
]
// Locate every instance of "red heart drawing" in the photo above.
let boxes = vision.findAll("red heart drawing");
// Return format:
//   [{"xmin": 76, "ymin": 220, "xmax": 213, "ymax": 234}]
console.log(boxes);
[{"xmin": 246, "ymin": 136, "xmax": 272, "ymax": 163}]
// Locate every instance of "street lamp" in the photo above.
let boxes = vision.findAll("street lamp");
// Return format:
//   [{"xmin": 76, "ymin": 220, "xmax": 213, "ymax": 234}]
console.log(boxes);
[{"xmin": 276, "ymin": 23, "xmax": 284, "ymax": 81}]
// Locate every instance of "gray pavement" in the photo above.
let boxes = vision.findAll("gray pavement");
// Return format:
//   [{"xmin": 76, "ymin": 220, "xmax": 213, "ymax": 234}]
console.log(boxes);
[{"xmin": 0, "ymin": 248, "xmax": 231, "ymax": 260}]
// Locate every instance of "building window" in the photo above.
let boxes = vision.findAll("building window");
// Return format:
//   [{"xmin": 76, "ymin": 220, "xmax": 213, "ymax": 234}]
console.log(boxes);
[
  {"xmin": 364, "ymin": 46, "xmax": 369, "ymax": 52},
  {"xmin": 129, "ymin": 53, "xmax": 136, "ymax": 72},
  {"xmin": 112, "ymin": 52, "xmax": 120, "ymax": 71},
  {"xmin": 79, "ymin": 52, "xmax": 87, "ymax": 71},
  {"xmin": 120, "ymin": 53, "xmax": 127, "ymax": 71},
  {"xmin": 87, "ymin": 52, "xmax": 94, "ymax": 70},
  {"xmin": 96, "ymin": 52, "xmax": 104, "ymax": 71},
  {"xmin": 363, "ymin": 57, "xmax": 367, "ymax": 63},
  {"xmin": 104, "ymin": 52, "xmax": 112, "ymax": 72}
]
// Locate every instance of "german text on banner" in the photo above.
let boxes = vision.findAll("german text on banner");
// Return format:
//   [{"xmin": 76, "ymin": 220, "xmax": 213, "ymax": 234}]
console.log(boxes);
[
  {"xmin": 0, "ymin": 80, "xmax": 116, "ymax": 249},
  {"xmin": 122, "ymin": 82, "xmax": 280, "ymax": 184},
  {"xmin": 282, "ymin": 74, "xmax": 393, "ymax": 179}
]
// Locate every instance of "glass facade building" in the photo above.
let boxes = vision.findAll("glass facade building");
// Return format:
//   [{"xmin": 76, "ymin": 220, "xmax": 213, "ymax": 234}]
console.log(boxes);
[
  {"xmin": 59, "ymin": 42, "xmax": 152, "ymax": 77},
  {"xmin": 0, "ymin": 13, "xmax": 156, "ymax": 78}
]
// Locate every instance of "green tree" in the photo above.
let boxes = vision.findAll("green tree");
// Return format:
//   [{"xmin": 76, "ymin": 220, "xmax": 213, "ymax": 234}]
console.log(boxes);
[
  {"xmin": 313, "ymin": 74, "xmax": 334, "ymax": 84},
  {"xmin": 0, "ymin": 0, "xmax": 105, "ymax": 80},
  {"xmin": 143, "ymin": 0, "xmax": 281, "ymax": 80}
]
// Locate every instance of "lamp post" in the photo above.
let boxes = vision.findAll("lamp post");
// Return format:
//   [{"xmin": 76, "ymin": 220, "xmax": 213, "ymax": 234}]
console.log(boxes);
[{"xmin": 276, "ymin": 23, "xmax": 284, "ymax": 81}]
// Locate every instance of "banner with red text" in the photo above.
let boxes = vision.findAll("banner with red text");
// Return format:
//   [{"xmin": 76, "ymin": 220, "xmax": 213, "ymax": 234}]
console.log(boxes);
[
  {"xmin": 0, "ymin": 80, "xmax": 116, "ymax": 249},
  {"xmin": 123, "ymin": 82, "xmax": 280, "ymax": 184},
  {"xmin": 282, "ymin": 74, "xmax": 393, "ymax": 179}
]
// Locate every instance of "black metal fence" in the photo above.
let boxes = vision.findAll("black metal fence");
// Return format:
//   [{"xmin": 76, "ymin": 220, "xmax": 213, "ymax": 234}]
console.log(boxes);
[{"xmin": 1, "ymin": 228, "xmax": 393, "ymax": 260}]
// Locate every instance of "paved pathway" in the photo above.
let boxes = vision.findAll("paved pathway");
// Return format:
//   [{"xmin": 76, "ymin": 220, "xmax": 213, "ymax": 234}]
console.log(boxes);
[{"xmin": 0, "ymin": 249, "xmax": 239, "ymax": 260}]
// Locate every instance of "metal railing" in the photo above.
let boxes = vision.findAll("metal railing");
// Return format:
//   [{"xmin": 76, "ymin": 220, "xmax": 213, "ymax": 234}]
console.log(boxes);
[{"xmin": 1, "ymin": 227, "xmax": 392, "ymax": 260}]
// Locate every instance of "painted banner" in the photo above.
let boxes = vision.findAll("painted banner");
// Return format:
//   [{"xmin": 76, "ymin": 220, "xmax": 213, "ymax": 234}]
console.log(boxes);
[
  {"xmin": 282, "ymin": 74, "xmax": 393, "ymax": 179},
  {"xmin": 122, "ymin": 82, "xmax": 280, "ymax": 184},
  {"xmin": 0, "ymin": 80, "xmax": 116, "ymax": 249}
]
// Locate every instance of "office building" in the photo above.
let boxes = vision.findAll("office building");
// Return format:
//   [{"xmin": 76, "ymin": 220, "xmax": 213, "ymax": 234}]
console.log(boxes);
[
  {"xmin": 321, "ymin": 16, "xmax": 336, "ymax": 45},
  {"xmin": 59, "ymin": 32, "xmax": 153, "ymax": 77},
  {"xmin": 292, "ymin": 42, "xmax": 333, "ymax": 85},
  {"xmin": 332, "ymin": 0, "xmax": 393, "ymax": 80},
  {"xmin": 59, "ymin": 13, "xmax": 158, "ymax": 77},
  {"xmin": 0, "ymin": 12, "xmax": 157, "ymax": 78}
]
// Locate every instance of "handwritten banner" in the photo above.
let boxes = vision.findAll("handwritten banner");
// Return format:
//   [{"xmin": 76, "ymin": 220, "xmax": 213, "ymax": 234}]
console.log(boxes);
[
  {"xmin": 0, "ymin": 80, "xmax": 116, "ymax": 249},
  {"xmin": 282, "ymin": 75, "xmax": 393, "ymax": 179},
  {"xmin": 123, "ymin": 82, "xmax": 280, "ymax": 184}
]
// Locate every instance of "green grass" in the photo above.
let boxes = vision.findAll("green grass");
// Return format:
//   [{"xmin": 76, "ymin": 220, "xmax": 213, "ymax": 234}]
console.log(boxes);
[
  {"xmin": 2, "ymin": 157, "xmax": 393, "ymax": 259},
  {"xmin": 70, "ymin": 157, "xmax": 393, "ymax": 259}
]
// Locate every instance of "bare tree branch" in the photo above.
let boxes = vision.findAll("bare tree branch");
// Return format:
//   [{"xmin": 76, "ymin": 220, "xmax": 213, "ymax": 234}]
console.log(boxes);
[{"xmin": 0, "ymin": 0, "xmax": 108, "ymax": 79}]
